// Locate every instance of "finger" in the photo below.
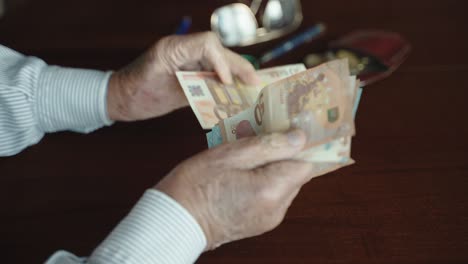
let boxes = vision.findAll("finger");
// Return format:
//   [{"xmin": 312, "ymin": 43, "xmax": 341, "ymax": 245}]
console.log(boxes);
[
  {"xmin": 224, "ymin": 49, "xmax": 261, "ymax": 85},
  {"xmin": 213, "ymin": 129, "xmax": 308, "ymax": 169},
  {"xmin": 155, "ymin": 32, "xmax": 227, "ymax": 76},
  {"xmin": 207, "ymin": 49, "xmax": 233, "ymax": 84},
  {"xmin": 200, "ymin": 33, "xmax": 234, "ymax": 84},
  {"xmin": 257, "ymin": 160, "xmax": 314, "ymax": 192}
]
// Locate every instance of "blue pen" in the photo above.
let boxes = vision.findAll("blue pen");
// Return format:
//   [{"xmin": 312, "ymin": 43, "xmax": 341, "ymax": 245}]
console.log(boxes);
[
  {"xmin": 175, "ymin": 16, "xmax": 192, "ymax": 35},
  {"xmin": 259, "ymin": 23, "xmax": 326, "ymax": 64}
]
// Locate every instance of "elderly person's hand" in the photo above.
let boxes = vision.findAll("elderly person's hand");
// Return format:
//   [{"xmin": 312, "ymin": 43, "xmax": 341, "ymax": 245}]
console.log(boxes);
[
  {"xmin": 155, "ymin": 129, "xmax": 318, "ymax": 250},
  {"xmin": 106, "ymin": 32, "xmax": 260, "ymax": 121}
]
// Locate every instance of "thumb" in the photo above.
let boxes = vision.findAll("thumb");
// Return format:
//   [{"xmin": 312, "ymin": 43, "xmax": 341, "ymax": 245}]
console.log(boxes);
[
  {"xmin": 225, "ymin": 49, "xmax": 261, "ymax": 85},
  {"xmin": 216, "ymin": 129, "xmax": 307, "ymax": 169}
]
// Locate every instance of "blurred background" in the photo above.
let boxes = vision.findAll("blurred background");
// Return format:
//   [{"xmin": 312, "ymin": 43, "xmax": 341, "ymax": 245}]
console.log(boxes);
[{"xmin": 0, "ymin": 0, "xmax": 466, "ymax": 72}]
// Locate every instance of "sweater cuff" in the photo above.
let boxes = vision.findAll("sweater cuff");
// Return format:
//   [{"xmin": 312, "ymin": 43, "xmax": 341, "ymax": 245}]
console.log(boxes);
[
  {"xmin": 36, "ymin": 66, "xmax": 113, "ymax": 133},
  {"xmin": 89, "ymin": 190, "xmax": 207, "ymax": 264}
]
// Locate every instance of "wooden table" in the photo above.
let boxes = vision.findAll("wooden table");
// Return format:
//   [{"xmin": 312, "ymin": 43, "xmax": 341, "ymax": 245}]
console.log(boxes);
[{"xmin": 1, "ymin": 0, "xmax": 467, "ymax": 263}]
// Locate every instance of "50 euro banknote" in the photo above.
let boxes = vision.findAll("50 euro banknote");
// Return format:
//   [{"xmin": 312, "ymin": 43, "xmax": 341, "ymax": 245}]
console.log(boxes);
[
  {"xmin": 206, "ymin": 59, "xmax": 363, "ymax": 169},
  {"xmin": 176, "ymin": 64, "xmax": 306, "ymax": 129}
]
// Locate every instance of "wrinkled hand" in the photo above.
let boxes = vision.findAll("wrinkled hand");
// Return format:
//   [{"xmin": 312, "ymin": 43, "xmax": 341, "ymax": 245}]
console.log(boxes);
[
  {"xmin": 155, "ymin": 129, "xmax": 318, "ymax": 250},
  {"xmin": 107, "ymin": 32, "xmax": 260, "ymax": 121}
]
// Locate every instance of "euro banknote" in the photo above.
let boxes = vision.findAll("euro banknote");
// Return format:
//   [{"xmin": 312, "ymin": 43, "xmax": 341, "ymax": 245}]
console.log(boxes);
[
  {"xmin": 206, "ymin": 59, "xmax": 362, "ymax": 167},
  {"xmin": 176, "ymin": 64, "xmax": 306, "ymax": 129},
  {"xmin": 212, "ymin": 60, "xmax": 356, "ymax": 146}
]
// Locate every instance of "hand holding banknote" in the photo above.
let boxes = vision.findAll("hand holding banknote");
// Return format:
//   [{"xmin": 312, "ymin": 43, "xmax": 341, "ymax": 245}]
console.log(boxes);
[
  {"xmin": 106, "ymin": 31, "xmax": 260, "ymax": 121},
  {"xmin": 156, "ymin": 129, "xmax": 318, "ymax": 250},
  {"xmin": 179, "ymin": 59, "xmax": 363, "ymax": 178}
]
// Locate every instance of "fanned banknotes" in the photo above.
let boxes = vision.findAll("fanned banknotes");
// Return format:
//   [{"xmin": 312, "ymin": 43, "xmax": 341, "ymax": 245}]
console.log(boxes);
[
  {"xmin": 176, "ymin": 64, "xmax": 306, "ymax": 129},
  {"xmin": 177, "ymin": 59, "xmax": 362, "ymax": 172}
]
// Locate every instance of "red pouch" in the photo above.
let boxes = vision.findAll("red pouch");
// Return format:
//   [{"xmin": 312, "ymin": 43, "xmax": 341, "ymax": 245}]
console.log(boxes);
[{"xmin": 330, "ymin": 30, "xmax": 411, "ymax": 86}]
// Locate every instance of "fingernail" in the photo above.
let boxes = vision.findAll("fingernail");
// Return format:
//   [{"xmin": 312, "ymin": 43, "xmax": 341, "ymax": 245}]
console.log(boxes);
[{"xmin": 287, "ymin": 130, "xmax": 304, "ymax": 147}]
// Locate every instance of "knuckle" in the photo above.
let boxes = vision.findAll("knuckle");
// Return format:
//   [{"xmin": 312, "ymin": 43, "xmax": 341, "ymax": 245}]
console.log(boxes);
[
  {"xmin": 153, "ymin": 36, "xmax": 179, "ymax": 58},
  {"xmin": 156, "ymin": 35, "xmax": 176, "ymax": 49},
  {"xmin": 203, "ymin": 31, "xmax": 219, "ymax": 43}
]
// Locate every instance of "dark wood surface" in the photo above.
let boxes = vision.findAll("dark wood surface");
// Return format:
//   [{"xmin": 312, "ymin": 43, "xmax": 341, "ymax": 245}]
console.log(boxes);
[{"xmin": 1, "ymin": 0, "xmax": 468, "ymax": 263}]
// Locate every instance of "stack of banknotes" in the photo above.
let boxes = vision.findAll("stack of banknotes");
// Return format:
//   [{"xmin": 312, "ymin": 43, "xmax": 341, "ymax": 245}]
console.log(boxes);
[{"xmin": 177, "ymin": 59, "xmax": 363, "ymax": 175}]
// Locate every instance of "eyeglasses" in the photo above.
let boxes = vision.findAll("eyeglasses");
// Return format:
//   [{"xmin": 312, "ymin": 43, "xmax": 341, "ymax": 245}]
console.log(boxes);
[{"xmin": 211, "ymin": 0, "xmax": 303, "ymax": 47}]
